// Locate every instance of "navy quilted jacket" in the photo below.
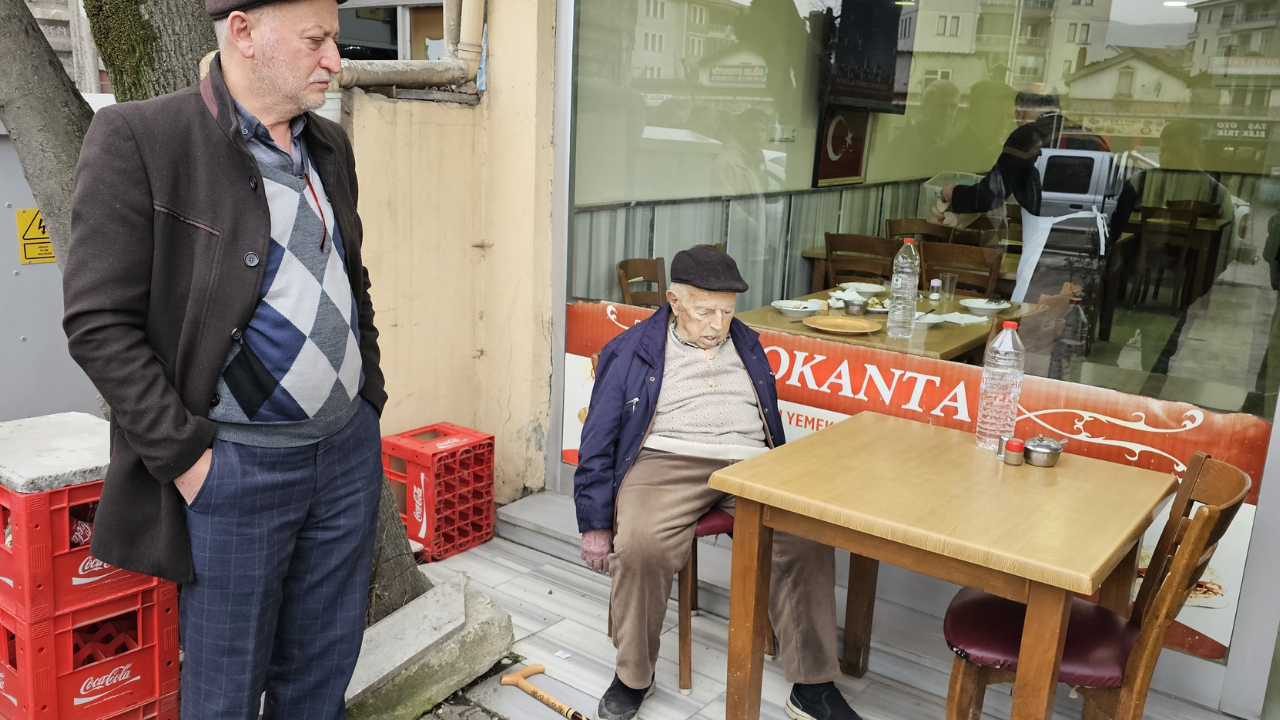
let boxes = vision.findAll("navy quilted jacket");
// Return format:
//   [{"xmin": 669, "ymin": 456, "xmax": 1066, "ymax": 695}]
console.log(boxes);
[{"xmin": 573, "ymin": 304, "xmax": 787, "ymax": 532}]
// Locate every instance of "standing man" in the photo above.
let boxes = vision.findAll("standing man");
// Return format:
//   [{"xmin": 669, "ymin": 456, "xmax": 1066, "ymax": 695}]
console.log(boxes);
[
  {"xmin": 575, "ymin": 247, "xmax": 862, "ymax": 720},
  {"xmin": 62, "ymin": 0, "xmax": 386, "ymax": 717}
]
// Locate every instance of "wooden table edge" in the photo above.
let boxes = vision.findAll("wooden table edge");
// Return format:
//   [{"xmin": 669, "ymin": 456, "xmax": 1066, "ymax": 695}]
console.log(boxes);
[{"xmin": 710, "ymin": 472, "xmax": 1176, "ymax": 596}]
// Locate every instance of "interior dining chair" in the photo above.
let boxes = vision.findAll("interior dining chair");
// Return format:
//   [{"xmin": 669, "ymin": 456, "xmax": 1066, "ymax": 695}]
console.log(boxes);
[
  {"xmin": 824, "ymin": 233, "xmax": 900, "ymax": 288},
  {"xmin": 606, "ymin": 507, "xmax": 777, "ymax": 695},
  {"xmin": 1128, "ymin": 206, "xmax": 1200, "ymax": 313},
  {"xmin": 616, "ymin": 257, "xmax": 668, "ymax": 308},
  {"xmin": 695, "ymin": 243, "xmax": 725, "ymax": 251},
  {"xmin": 885, "ymin": 219, "xmax": 953, "ymax": 245},
  {"xmin": 942, "ymin": 451, "xmax": 1250, "ymax": 720},
  {"xmin": 919, "ymin": 242, "xmax": 1004, "ymax": 298}
]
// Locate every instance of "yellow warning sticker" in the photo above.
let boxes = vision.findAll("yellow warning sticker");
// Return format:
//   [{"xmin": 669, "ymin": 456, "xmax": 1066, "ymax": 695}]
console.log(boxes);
[{"xmin": 14, "ymin": 208, "xmax": 55, "ymax": 264}]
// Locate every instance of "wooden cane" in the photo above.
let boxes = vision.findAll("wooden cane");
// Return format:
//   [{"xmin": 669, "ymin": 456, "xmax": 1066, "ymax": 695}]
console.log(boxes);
[{"xmin": 500, "ymin": 664, "xmax": 590, "ymax": 720}]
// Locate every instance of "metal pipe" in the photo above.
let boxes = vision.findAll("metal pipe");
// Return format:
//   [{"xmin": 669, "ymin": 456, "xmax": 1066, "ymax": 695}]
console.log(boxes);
[
  {"xmin": 335, "ymin": 58, "xmax": 468, "ymax": 89},
  {"xmin": 457, "ymin": 0, "xmax": 485, "ymax": 80}
]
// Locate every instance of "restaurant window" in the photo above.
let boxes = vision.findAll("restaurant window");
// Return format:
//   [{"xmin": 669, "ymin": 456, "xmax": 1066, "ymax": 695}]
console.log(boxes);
[
  {"xmin": 337, "ymin": 7, "xmax": 398, "ymax": 60},
  {"xmin": 1116, "ymin": 68, "xmax": 1134, "ymax": 98},
  {"xmin": 566, "ymin": 0, "xmax": 1280, "ymax": 427}
]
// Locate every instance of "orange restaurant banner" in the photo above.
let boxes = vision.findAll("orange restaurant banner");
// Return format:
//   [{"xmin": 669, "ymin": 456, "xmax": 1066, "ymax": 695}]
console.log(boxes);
[{"xmin": 560, "ymin": 301, "xmax": 1271, "ymax": 660}]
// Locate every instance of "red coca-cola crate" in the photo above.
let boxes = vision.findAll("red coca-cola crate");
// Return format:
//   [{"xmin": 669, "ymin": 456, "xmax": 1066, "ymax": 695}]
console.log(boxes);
[
  {"xmin": 100, "ymin": 692, "xmax": 176, "ymax": 720},
  {"xmin": 0, "ymin": 585, "xmax": 179, "ymax": 720},
  {"xmin": 0, "ymin": 482, "xmax": 159, "ymax": 624},
  {"xmin": 382, "ymin": 423, "xmax": 495, "ymax": 562}
]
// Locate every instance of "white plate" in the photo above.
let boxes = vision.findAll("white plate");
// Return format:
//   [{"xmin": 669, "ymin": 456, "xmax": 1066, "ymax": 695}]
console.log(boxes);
[
  {"xmin": 914, "ymin": 313, "xmax": 945, "ymax": 326},
  {"xmin": 839, "ymin": 282, "xmax": 887, "ymax": 294},
  {"xmin": 771, "ymin": 299, "xmax": 824, "ymax": 318},
  {"xmin": 866, "ymin": 305, "xmax": 889, "ymax": 313},
  {"xmin": 959, "ymin": 298, "xmax": 1011, "ymax": 316}
]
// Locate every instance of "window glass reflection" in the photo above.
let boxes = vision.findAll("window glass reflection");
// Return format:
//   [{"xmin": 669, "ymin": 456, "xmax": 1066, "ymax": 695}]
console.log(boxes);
[{"xmin": 569, "ymin": 0, "xmax": 1280, "ymax": 420}]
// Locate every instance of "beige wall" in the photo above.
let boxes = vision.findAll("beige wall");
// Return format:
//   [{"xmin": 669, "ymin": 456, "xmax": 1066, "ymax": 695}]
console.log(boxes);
[{"xmin": 347, "ymin": 0, "xmax": 556, "ymax": 504}]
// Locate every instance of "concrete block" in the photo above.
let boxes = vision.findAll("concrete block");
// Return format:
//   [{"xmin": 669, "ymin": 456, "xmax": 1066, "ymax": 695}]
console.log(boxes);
[
  {"xmin": 347, "ymin": 576, "xmax": 468, "ymax": 706},
  {"xmin": 0, "ymin": 412, "xmax": 108, "ymax": 493},
  {"xmin": 347, "ymin": 579, "xmax": 514, "ymax": 720}
]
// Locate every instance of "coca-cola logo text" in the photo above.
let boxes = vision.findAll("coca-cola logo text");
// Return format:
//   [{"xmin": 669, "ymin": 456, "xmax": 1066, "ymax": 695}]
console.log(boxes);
[
  {"xmin": 80, "ymin": 663, "xmax": 133, "ymax": 696},
  {"xmin": 412, "ymin": 485, "xmax": 424, "ymax": 522},
  {"xmin": 436, "ymin": 438, "xmax": 465, "ymax": 450},
  {"xmin": 78, "ymin": 556, "xmax": 112, "ymax": 577}
]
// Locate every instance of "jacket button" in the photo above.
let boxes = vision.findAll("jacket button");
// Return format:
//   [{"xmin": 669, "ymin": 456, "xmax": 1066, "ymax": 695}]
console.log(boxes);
[
  {"xmin": 210, "ymin": 395, "xmax": 220, "ymax": 407},
  {"xmin": 249, "ymin": 176, "xmax": 258, "ymax": 190},
  {"xmin": 764, "ymin": 408, "xmax": 769, "ymax": 413},
  {"xmin": 244, "ymin": 252, "xmax": 259, "ymax": 267},
  {"xmin": 649, "ymin": 377, "xmax": 655, "ymax": 382},
  {"xmin": 230, "ymin": 327, "xmax": 243, "ymax": 340}
]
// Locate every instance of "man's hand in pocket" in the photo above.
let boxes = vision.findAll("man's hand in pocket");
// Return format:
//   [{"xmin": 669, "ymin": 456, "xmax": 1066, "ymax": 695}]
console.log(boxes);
[{"xmin": 174, "ymin": 448, "xmax": 213, "ymax": 504}]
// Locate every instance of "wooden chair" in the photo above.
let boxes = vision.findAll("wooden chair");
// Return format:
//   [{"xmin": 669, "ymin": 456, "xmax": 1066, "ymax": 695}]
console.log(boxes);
[
  {"xmin": 1128, "ymin": 207, "xmax": 1200, "ymax": 312},
  {"xmin": 824, "ymin": 233, "xmax": 900, "ymax": 288},
  {"xmin": 695, "ymin": 243, "xmax": 725, "ymax": 251},
  {"xmin": 607, "ymin": 508, "xmax": 778, "ymax": 695},
  {"xmin": 942, "ymin": 451, "xmax": 1251, "ymax": 720},
  {"xmin": 919, "ymin": 242, "xmax": 1004, "ymax": 298},
  {"xmin": 616, "ymin": 258, "xmax": 667, "ymax": 307},
  {"xmin": 886, "ymin": 219, "xmax": 953, "ymax": 244}
]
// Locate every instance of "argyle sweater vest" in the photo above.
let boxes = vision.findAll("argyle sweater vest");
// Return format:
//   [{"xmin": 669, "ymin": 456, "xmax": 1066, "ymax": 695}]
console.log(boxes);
[{"xmin": 207, "ymin": 156, "xmax": 364, "ymax": 447}]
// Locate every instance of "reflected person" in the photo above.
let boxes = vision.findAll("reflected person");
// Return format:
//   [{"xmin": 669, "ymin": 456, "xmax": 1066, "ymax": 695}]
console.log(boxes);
[
  {"xmin": 942, "ymin": 80, "xmax": 1017, "ymax": 173},
  {"xmin": 892, "ymin": 80, "xmax": 959, "ymax": 176},
  {"xmin": 576, "ymin": 247, "xmax": 861, "ymax": 720},
  {"xmin": 939, "ymin": 123, "xmax": 1046, "ymax": 219}
]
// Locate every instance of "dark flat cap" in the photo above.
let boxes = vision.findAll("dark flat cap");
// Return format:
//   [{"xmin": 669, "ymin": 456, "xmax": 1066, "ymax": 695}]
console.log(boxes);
[
  {"xmin": 671, "ymin": 246, "xmax": 749, "ymax": 293},
  {"xmin": 208, "ymin": 0, "xmax": 345, "ymax": 20}
]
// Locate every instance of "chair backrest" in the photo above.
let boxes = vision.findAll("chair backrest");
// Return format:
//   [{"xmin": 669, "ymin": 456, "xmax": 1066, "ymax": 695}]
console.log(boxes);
[
  {"xmin": 1139, "ymin": 206, "xmax": 1200, "ymax": 250},
  {"xmin": 617, "ymin": 257, "xmax": 668, "ymax": 307},
  {"xmin": 886, "ymin": 219, "xmax": 954, "ymax": 245},
  {"xmin": 1166, "ymin": 200, "xmax": 1218, "ymax": 218},
  {"xmin": 695, "ymin": 243, "xmax": 725, "ymax": 251},
  {"xmin": 824, "ymin": 233, "xmax": 900, "ymax": 288},
  {"xmin": 1122, "ymin": 453, "xmax": 1250, "ymax": 699},
  {"xmin": 919, "ymin": 242, "xmax": 1004, "ymax": 298}
]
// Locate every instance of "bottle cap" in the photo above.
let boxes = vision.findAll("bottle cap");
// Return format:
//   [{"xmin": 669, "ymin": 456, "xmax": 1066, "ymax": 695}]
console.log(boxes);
[
  {"xmin": 1003, "ymin": 321, "xmax": 1018, "ymax": 330},
  {"xmin": 903, "ymin": 237, "xmax": 915, "ymax": 244},
  {"xmin": 1005, "ymin": 438, "xmax": 1025, "ymax": 452}
]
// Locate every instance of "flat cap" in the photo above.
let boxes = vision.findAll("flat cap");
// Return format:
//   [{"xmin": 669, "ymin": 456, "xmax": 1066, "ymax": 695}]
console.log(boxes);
[
  {"xmin": 207, "ymin": 0, "xmax": 345, "ymax": 20},
  {"xmin": 670, "ymin": 246, "xmax": 749, "ymax": 293}
]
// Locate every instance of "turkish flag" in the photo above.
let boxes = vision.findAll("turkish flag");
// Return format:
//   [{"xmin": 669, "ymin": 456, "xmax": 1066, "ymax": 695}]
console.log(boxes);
[{"xmin": 816, "ymin": 107, "xmax": 869, "ymax": 187}]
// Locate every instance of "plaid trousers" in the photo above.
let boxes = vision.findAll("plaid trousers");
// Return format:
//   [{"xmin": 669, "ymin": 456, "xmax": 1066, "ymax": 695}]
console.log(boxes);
[{"xmin": 179, "ymin": 399, "xmax": 383, "ymax": 720}]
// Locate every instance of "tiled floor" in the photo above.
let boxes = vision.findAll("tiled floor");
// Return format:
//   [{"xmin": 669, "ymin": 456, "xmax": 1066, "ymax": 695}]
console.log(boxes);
[{"xmin": 426, "ymin": 538, "xmax": 1231, "ymax": 720}]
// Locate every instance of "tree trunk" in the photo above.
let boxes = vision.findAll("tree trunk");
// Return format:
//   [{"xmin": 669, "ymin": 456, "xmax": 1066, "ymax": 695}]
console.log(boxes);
[
  {"xmin": 0, "ymin": 0, "xmax": 429, "ymax": 628},
  {"xmin": 84, "ymin": 0, "xmax": 215, "ymax": 102},
  {"xmin": 367, "ymin": 478, "xmax": 433, "ymax": 626},
  {"xmin": 0, "ymin": 0, "xmax": 94, "ymax": 262}
]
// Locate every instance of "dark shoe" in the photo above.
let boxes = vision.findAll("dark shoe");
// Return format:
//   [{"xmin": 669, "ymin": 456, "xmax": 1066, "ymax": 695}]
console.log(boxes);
[
  {"xmin": 594, "ymin": 674, "xmax": 655, "ymax": 720},
  {"xmin": 786, "ymin": 682, "xmax": 863, "ymax": 720}
]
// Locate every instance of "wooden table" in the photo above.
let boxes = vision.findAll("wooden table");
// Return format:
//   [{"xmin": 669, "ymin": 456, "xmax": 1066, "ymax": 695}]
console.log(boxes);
[
  {"xmin": 1123, "ymin": 214, "xmax": 1231, "ymax": 306},
  {"xmin": 802, "ymin": 248, "xmax": 1021, "ymax": 295},
  {"xmin": 737, "ymin": 291, "xmax": 1035, "ymax": 362},
  {"xmin": 710, "ymin": 413, "xmax": 1175, "ymax": 720}
]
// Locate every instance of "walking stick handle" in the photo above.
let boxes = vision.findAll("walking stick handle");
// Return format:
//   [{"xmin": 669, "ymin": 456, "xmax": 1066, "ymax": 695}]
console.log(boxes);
[{"xmin": 500, "ymin": 664, "xmax": 589, "ymax": 720}]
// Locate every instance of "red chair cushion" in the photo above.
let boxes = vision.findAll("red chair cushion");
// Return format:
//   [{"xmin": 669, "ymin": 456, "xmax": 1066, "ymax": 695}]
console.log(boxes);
[
  {"xmin": 943, "ymin": 588, "xmax": 1140, "ymax": 688},
  {"xmin": 695, "ymin": 508, "xmax": 734, "ymax": 537}
]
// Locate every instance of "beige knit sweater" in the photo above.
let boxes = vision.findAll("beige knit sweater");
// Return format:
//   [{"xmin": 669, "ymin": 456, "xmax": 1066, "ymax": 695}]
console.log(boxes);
[{"xmin": 643, "ymin": 325, "xmax": 768, "ymax": 460}]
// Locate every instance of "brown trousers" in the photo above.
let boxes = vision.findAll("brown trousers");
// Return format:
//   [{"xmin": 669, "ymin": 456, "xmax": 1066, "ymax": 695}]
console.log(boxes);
[{"xmin": 609, "ymin": 449, "xmax": 840, "ymax": 689}]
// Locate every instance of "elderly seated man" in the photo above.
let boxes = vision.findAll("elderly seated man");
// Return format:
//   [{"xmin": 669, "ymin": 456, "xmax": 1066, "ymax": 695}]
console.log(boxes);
[{"xmin": 575, "ymin": 247, "xmax": 861, "ymax": 720}]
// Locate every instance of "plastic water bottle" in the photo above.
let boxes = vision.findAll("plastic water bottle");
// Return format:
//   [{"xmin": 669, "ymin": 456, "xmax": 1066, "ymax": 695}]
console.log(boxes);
[
  {"xmin": 976, "ymin": 321, "xmax": 1025, "ymax": 450},
  {"xmin": 1048, "ymin": 298, "xmax": 1087, "ymax": 381},
  {"xmin": 887, "ymin": 237, "xmax": 920, "ymax": 339}
]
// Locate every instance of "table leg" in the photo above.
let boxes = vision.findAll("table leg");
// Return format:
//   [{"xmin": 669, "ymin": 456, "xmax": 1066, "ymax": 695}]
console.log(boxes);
[
  {"xmin": 840, "ymin": 554, "xmax": 878, "ymax": 677},
  {"xmin": 1098, "ymin": 542, "xmax": 1139, "ymax": 619},
  {"xmin": 1010, "ymin": 583, "xmax": 1071, "ymax": 720},
  {"xmin": 725, "ymin": 499, "xmax": 774, "ymax": 720}
]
